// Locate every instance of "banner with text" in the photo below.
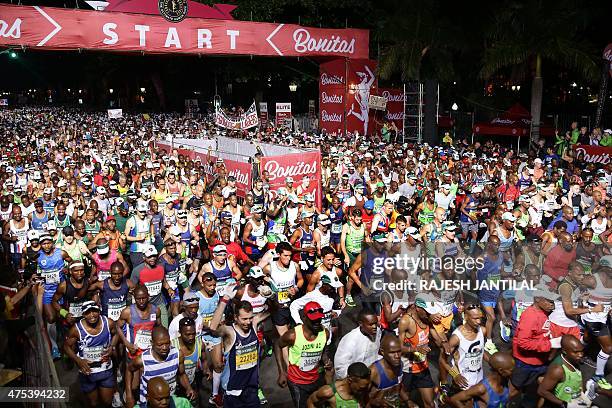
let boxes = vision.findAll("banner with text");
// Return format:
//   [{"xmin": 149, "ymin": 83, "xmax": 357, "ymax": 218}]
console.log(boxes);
[
  {"xmin": 107, "ymin": 108, "xmax": 123, "ymax": 118},
  {"xmin": 215, "ymin": 101, "xmax": 259, "ymax": 130},
  {"xmin": 379, "ymin": 88, "xmax": 405, "ymax": 129},
  {"xmin": 259, "ymin": 102, "xmax": 268, "ymax": 127},
  {"xmin": 261, "ymin": 150, "xmax": 322, "ymax": 209},
  {"xmin": 275, "ymin": 103, "xmax": 292, "ymax": 127},
  {"xmin": 574, "ymin": 145, "xmax": 612, "ymax": 165},
  {"xmin": 0, "ymin": 4, "xmax": 369, "ymax": 58},
  {"xmin": 318, "ymin": 58, "xmax": 346, "ymax": 134}
]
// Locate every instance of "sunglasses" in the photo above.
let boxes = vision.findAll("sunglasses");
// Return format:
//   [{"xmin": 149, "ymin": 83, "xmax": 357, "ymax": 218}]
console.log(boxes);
[{"xmin": 306, "ymin": 307, "xmax": 324, "ymax": 314}]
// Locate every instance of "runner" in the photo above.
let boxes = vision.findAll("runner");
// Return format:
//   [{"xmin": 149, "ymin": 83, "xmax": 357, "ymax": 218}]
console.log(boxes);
[
  {"xmin": 170, "ymin": 317, "xmax": 204, "ymax": 405},
  {"xmin": 306, "ymin": 362, "xmax": 371, "ymax": 408},
  {"xmin": 63, "ymin": 300, "xmax": 118, "ymax": 407}
]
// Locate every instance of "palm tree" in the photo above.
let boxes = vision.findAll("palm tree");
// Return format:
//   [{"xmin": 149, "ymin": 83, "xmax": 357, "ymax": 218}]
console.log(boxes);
[
  {"xmin": 375, "ymin": 0, "xmax": 464, "ymax": 82},
  {"xmin": 480, "ymin": 0, "xmax": 599, "ymax": 141}
]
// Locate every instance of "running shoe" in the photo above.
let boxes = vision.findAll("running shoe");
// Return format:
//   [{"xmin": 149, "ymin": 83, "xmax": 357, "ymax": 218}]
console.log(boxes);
[
  {"xmin": 593, "ymin": 375, "xmax": 612, "ymax": 390},
  {"xmin": 345, "ymin": 294, "xmax": 356, "ymax": 307},
  {"xmin": 484, "ymin": 339, "xmax": 498, "ymax": 354},
  {"xmin": 209, "ymin": 393, "xmax": 223, "ymax": 407},
  {"xmin": 112, "ymin": 391, "xmax": 123, "ymax": 408},
  {"xmin": 258, "ymin": 387, "xmax": 267, "ymax": 405},
  {"xmin": 582, "ymin": 356, "xmax": 597, "ymax": 369},
  {"xmin": 499, "ymin": 321, "xmax": 511, "ymax": 343},
  {"xmin": 586, "ymin": 379, "xmax": 597, "ymax": 401}
]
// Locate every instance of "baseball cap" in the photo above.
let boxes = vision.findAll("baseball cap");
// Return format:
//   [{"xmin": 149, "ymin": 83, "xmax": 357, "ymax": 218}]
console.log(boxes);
[
  {"xmin": 471, "ymin": 186, "xmax": 483, "ymax": 193},
  {"xmin": 318, "ymin": 214, "xmax": 331, "ymax": 225},
  {"xmin": 106, "ymin": 215, "xmax": 116, "ymax": 222},
  {"xmin": 96, "ymin": 241, "xmax": 110, "ymax": 255},
  {"xmin": 219, "ymin": 211, "xmax": 232, "ymax": 219},
  {"xmin": 182, "ymin": 293, "xmax": 199, "ymax": 306},
  {"xmin": 39, "ymin": 233, "xmax": 52, "ymax": 242},
  {"xmin": 598, "ymin": 255, "xmax": 612, "ymax": 269},
  {"xmin": 286, "ymin": 177, "xmax": 294, "ymax": 183},
  {"xmin": 532, "ymin": 285, "xmax": 561, "ymax": 301},
  {"xmin": 27, "ymin": 230, "xmax": 40, "ymax": 241},
  {"xmin": 43, "ymin": 187, "xmax": 54, "ymax": 195},
  {"xmin": 440, "ymin": 184, "xmax": 451, "ymax": 190},
  {"xmin": 143, "ymin": 245, "xmax": 158, "ymax": 258},
  {"xmin": 364, "ymin": 200, "xmax": 375, "ymax": 210},
  {"xmin": 247, "ymin": 266, "xmax": 265, "ymax": 279},
  {"xmin": 137, "ymin": 201, "xmax": 149, "ymax": 212},
  {"xmin": 69, "ymin": 262, "xmax": 85, "ymax": 270},
  {"xmin": 304, "ymin": 193, "xmax": 314, "ymax": 202},
  {"xmin": 320, "ymin": 274, "xmax": 343, "ymax": 288},
  {"xmin": 301, "ymin": 211, "xmax": 315, "ymax": 219},
  {"xmin": 251, "ymin": 204, "xmax": 265, "ymax": 214},
  {"xmin": 501, "ymin": 212, "xmax": 516, "ymax": 222},
  {"xmin": 81, "ymin": 300, "xmax": 100, "ymax": 314},
  {"xmin": 415, "ymin": 293, "xmax": 440, "ymax": 315},
  {"xmin": 406, "ymin": 226, "xmax": 421, "ymax": 240},
  {"xmin": 164, "ymin": 196, "xmax": 174, "ymax": 204},
  {"xmin": 303, "ymin": 301, "xmax": 325, "ymax": 320},
  {"xmin": 442, "ymin": 221, "xmax": 457, "ymax": 231},
  {"xmin": 518, "ymin": 195, "xmax": 530, "ymax": 202},
  {"xmin": 97, "ymin": 187, "xmax": 106, "ymax": 195},
  {"xmin": 213, "ymin": 244, "xmax": 227, "ymax": 255},
  {"xmin": 46, "ymin": 220, "xmax": 57, "ymax": 231},
  {"xmin": 177, "ymin": 209, "xmax": 188, "ymax": 219},
  {"xmin": 376, "ymin": 181, "xmax": 385, "ymax": 188}
]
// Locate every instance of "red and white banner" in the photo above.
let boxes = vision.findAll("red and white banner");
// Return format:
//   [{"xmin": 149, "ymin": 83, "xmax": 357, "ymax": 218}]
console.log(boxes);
[
  {"xmin": 215, "ymin": 102, "xmax": 259, "ymax": 130},
  {"xmin": 107, "ymin": 108, "xmax": 123, "ymax": 118},
  {"xmin": 0, "ymin": 4, "xmax": 369, "ymax": 58},
  {"xmin": 261, "ymin": 151, "xmax": 322, "ymax": 209},
  {"xmin": 240, "ymin": 102, "xmax": 259, "ymax": 129},
  {"xmin": 574, "ymin": 145, "xmax": 612, "ymax": 165},
  {"xmin": 259, "ymin": 102, "xmax": 268, "ymax": 127},
  {"xmin": 275, "ymin": 103, "xmax": 292, "ymax": 127},
  {"xmin": 379, "ymin": 88, "xmax": 404, "ymax": 129},
  {"xmin": 215, "ymin": 109, "xmax": 241, "ymax": 130},
  {"xmin": 345, "ymin": 59, "xmax": 378, "ymax": 135},
  {"xmin": 319, "ymin": 59, "xmax": 346, "ymax": 134},
  {"xmin": 157, "ymin": 141, "xmax": 252, "ymax": 196}
]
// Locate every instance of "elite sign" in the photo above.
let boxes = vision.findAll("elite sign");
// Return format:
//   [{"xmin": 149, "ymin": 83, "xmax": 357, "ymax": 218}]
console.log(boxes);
[{"xmin": 0, "ymin": 4, "xmax": 369, "ymax": 58}]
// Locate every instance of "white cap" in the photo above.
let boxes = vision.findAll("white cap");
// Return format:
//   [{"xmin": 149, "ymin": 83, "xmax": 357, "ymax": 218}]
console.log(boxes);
[
  {"xmin": 137, "ymin": 201, "xmax": 149, "ymax": 212},
  {"xmin": 406, "ymin": 226, "xmax": 421, "ymax": 240},
  {"xmin": 440, "ymin": 184, "xmax": 451, "ymax": 190},
  {"xmin": 317, "ymin": 214, "xmax": 331, "ymax": 225},
  {"xmin": 501, "ymin": 212, "xmax": 516, "ymax": 222},
  {"xmin": 43, "ymin": 187, "xmax": 54, "ymax": 195},
  {"xmin": 57, "ymin": 179, "xmax": 67, "ymax": 188},
  {"xmin": 471, "ymin": 186, "xmax": 483, "ymax": 193},
  {"xmin": 213, "ymin": 244, "xmax": 227, "ymax": 254},
  {"xmin": 97, "ymin": 187, "xmax": 106, "ymax": 195},
  {"xmin": 46, "ymin": 220, "xmax": 57, "ymax": 230},
  {"xmin": 27, "ymin": 230, "xmax": 40, "ymax": 241},
  {"xmin": 304, "ymin": 193, "xmax": 314, "ymax": 202},
  {"xmin": 286, "ymin": 177, "xmax": 294, "ymax": 183},
  {"xmin": 143, "ymin": 245, "xmax": 158, "ymax": 258},
  {"xmin": 534, "ymin": 158, "xmax": 543, "ymax": 164},
  {"xmin": 301, "ymin": 210, "xmax": 315, "ymax": 219}
]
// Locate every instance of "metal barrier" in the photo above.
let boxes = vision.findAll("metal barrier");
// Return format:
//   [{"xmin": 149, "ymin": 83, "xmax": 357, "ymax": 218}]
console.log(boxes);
[{"xmin": 22, "ymin": 302, "xmax": 66, "ymax": 408}]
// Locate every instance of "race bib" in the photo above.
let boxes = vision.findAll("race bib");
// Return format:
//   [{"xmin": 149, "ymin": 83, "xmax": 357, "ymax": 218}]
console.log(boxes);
[
  {"xmin": 299, "ymin": 351, "xmax": 321, "ymax": 372},
  {"xmin": 107, "ymin": 302, "xmax": 126, "ymax": 321},
  {"xmin": 44, "ymin": 270, "xmax": 61, "ymax": 285},
  {"xmin": 255, "ymin": 237, "xmax": 266, "ymax": 248},
  {"xmin": 185, "ymin": 364, "xmax": 196, "ymax": 383},
  {"xmin": 134, "ymin": 329, "xmax": 152, "ymax": 350},
  {"xmin": 145, "ymin": 280, "xmax": 162, "ymax": 296},
  {"xmin": 277, "ymin": 289, "xmax": 290, "ymax": 304},
  {"xmin": 331, "ymin": 223, "xmax": 342, "ymax": 234},
  {"xmin": 235, "ymin": 342, "xmax": 258, "ymax": 370},
  {"xmin": 98, "ymin": 270, "xmax": 111, "ymax": 281},
  {"xmin": 69, "ymin": 302, "xmax": 83, "ymax": 318},
  {"xmin": 272, "ymin": 224, "xmax": 285, "ymax": 234},
  {"xmin": 83, "ymin": 346, "xmax": 104, "ymax": 362}
]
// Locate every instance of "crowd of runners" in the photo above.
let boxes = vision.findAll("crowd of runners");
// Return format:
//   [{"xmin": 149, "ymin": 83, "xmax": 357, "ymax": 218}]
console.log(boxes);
[{"xmin": 0, "ymin": 106, "xmax": 611, "ymax": 408}]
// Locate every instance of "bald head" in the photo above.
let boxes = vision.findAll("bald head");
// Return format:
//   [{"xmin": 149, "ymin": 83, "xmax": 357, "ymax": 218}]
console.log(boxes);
[
  {"xmin": 152, "ymin": 326, "xmax": 169, "ymax": 342},
  {"xmin": 147, "ymin": 377, "xmax": 170, "ymax": 408},
  {"xmin": 561, "ymin": 334, "xmax": 581, "ymax": 351},
  {"xmin": 489, "ymin": 351, "xmax": 513, "ymax": 370}
]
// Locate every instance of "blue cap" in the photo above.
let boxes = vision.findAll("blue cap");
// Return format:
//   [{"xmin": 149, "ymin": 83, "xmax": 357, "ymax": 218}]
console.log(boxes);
[
  {"xmin": 15, "ymin": 166, "xmax": 24, "ymax": 174},
  {"xmin": 120, "ymin": 202, "xmax": 129, "ymax": 210},
  {"xmin": 364, "ymin": 200, "xmax": 375, "ymax": 210}
]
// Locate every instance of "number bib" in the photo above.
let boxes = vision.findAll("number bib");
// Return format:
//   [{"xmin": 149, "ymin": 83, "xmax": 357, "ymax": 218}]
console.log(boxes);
[
  {"xmin": 145, "ymin": 280, "xmax": 162, "ymax": 296},
  {"xmin": 235, "ymin": 341, "xmax": 258, "ymax": 370},
  {"xmin": 44, "ymin": 270, "xmax": 61, "ymax": 285},
  {"xmin": 134, "ymin": 329, "xmax": 152, "ymax": 350},
  {"xmin": 277, "ymin": 289, "xmax": 291, "ymax": 304},
  {"xmin": 272, "ymin": 223, "xmax": 285, "ymax": 234},
  {"xmin": 299, "ymin": 351, "xmax": 321, "ymax": 372},
  {"xmin": 98, "ymin": 270, "xmax": 111, "ymax": 281},
  {"xmin": 185, "ymin": 364, "xmax": 196, "ymax": 383},
  {"xmin": 69, "ymin": 302, "xmax": 84, "ymax": 318},
  {"xmin": 83, "ymin": 346, "xmax": 104, "ymax": 362},
  {"xmin": 331, "ymin": 223, "xmax": 342, "ymax": 234},
  {"xmin": 255, "ymin": 237, "xmax": 266, "ymax": 248},
  {"xmin": 107, "ymin": 302, "xmax": 126, "ymax": 321}
]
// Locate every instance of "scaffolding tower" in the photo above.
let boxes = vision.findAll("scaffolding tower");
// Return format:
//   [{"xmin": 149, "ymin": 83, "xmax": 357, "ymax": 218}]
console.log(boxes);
[{"xmin": 402, "ymin": 82, "xmax": 424, "ymax": 143}]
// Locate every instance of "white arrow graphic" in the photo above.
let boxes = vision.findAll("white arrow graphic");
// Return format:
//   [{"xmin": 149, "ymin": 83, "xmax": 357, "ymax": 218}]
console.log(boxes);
[
  {"xmin": 34, "ymin": 6, "xmax": 62, "ymax": 46},
  {"xmin": 266, "ymin": 24, "xmax": 284, "ymax": 56}
]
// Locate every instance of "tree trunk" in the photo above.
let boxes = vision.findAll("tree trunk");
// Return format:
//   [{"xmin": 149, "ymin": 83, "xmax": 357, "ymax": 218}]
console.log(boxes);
[{"xmin": 530, "ymin": 53, "xmax": 543, "ymax": 143}]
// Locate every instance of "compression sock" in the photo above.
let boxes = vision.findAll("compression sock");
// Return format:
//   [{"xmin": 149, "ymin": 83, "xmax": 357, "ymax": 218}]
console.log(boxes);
[
  {"xmin": 212, "ymin": 370, "xmax": 221, "ymax": 396},
  {"xmin": 596, "ymin": 351, "xmax": 609, "ymax": 377}
]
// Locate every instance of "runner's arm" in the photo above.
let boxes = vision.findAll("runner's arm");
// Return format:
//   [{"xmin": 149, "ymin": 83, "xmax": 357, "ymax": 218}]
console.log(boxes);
[
  {"xmin": 537, "ymin": 364, "xmax": 567, "ymax": 407},
  {"xmin": 447, "ymin": 383, "xmax": 487, "ymax": 408},
  {"xmin": 306, "ymin": 384, "xmax": 334, "ymax": 408}
]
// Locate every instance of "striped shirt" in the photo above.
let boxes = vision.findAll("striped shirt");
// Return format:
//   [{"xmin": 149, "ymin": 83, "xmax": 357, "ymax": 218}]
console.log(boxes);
[{"xmin": 139, "ymin": 347, "xmax": 179, "ymax": 403}]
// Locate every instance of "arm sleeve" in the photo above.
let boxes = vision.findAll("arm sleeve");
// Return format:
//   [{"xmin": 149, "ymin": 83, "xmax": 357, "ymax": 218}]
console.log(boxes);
[
  {"xmin": 333, "ymin": 332, "xmax": 354, "ymax": 379},
  {"xmin": 289, "ymin": 295, "xmax": 307, "ymax": 325}
]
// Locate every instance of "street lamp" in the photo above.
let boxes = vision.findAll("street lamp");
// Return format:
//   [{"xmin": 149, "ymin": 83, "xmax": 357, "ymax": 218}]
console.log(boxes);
[
  {"xmin": 289, "ymin": 82, "xmax": 297, "ymax": 92},
  {"xmin": 9, "ymin": 51, "xmax": 17, "ymax": 58},
  {"xmin": 140, "ymin": 87, "xmax": 146, "ymax": 93},
  {"xmin": 511, "ymin": 85, "xmax": 516, "ymax": 91},
  {"xmin": 109, "ymin": 88, "xmax": 114, "ymax": 94},
  {"xmin": 516, "ymin": 85, "xmax": 521, "ymax": 91},
  {"xmin": 451, "ymin": 102, "xmax": 459, "ymax": 111}
]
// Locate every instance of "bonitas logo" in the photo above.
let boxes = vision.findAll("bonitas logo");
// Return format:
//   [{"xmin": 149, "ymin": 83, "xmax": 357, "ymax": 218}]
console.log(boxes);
[
  {"xmin": 321, "ymin": 110, "xmax": 343, "ymax": 122},
  {"xmin": 382, "ymin": 90, "xmax": 404, "ymax": 102},
  {"xmin": 321, "ymin": 73, "xmax": 344, "ymax": 86},
  {"xmin": 321, "ymin": 92, "xmax": 343, "ymax": 104},
  {"xmin": 294, "ymin": 28, "xmax": 355, "ymax": 55},
  {"xmin": 264, "ymin": 160, "xmax": 317, "ymax": 181}
]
